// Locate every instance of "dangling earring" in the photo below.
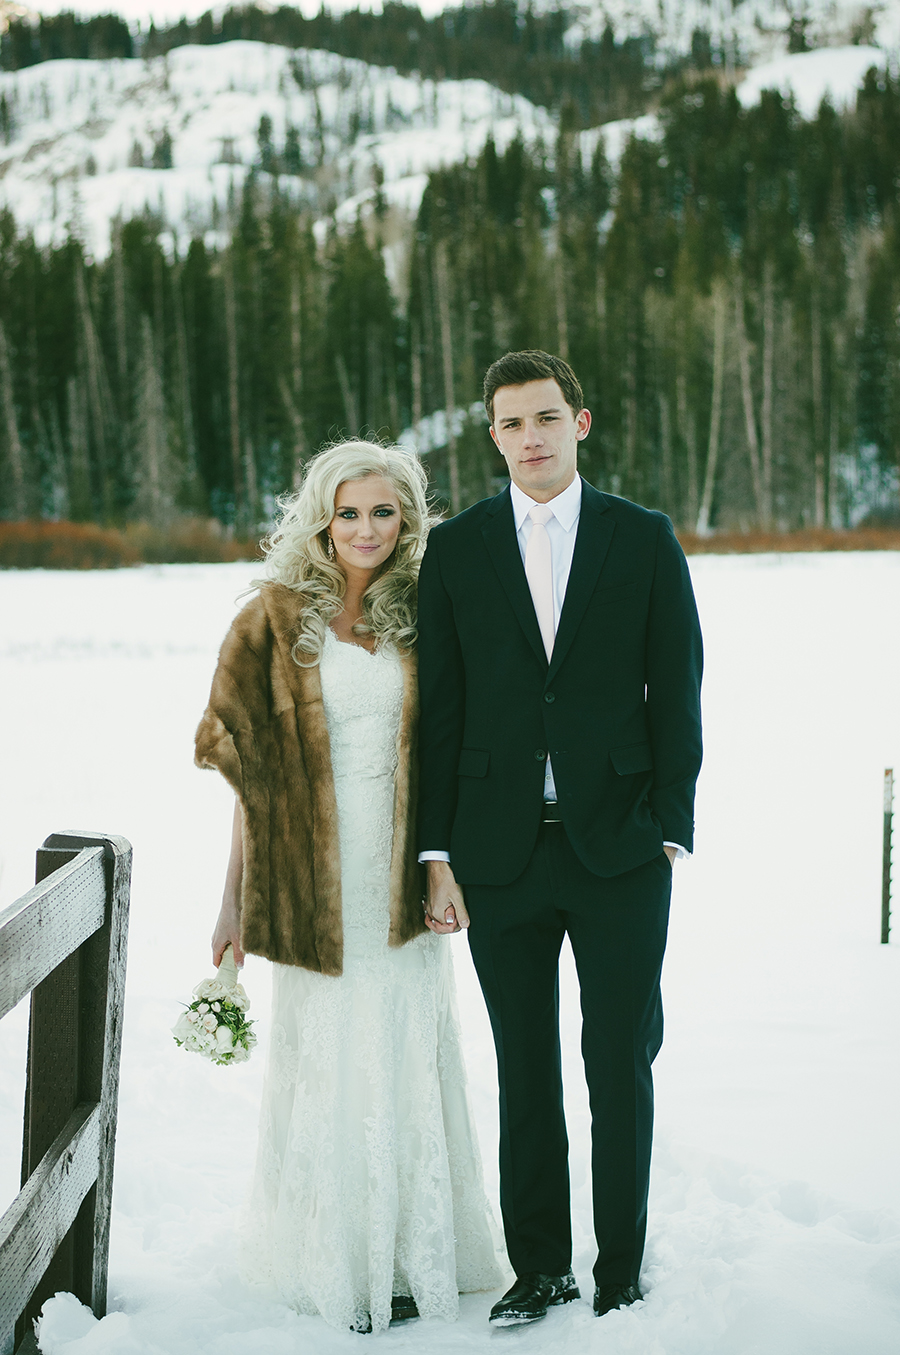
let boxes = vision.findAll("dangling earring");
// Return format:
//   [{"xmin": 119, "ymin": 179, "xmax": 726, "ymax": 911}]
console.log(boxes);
[{"xmin": 327, "ymin": 535, "xmax": 335, "ymax": 561}]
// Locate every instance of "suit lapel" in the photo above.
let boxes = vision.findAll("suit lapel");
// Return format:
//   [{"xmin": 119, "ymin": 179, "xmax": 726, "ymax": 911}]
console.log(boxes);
[
  {"xmin": 481, "ymin": 487, "xmax": 547, "ymax": 669},
  {"xmin": 547, "ymin": 482, "xmax": 615, "ymax": 684}
]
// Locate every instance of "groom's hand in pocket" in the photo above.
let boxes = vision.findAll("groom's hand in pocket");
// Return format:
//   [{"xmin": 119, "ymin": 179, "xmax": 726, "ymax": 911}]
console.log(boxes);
[{"xmin": 424, "ymin": 860, "xmax": 470, "ymax": 934}]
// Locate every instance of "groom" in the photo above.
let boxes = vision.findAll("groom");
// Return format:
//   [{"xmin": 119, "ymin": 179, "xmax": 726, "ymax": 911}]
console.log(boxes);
[{"xmin": 417, "ymin": 350, "xmax": 702, "ymax": 1326}]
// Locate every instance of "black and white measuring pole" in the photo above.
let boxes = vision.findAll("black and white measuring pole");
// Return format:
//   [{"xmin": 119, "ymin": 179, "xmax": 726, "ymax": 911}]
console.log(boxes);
[{"xmin": 883, "ymin": 768, "xmax": 894, "ymax": 946}]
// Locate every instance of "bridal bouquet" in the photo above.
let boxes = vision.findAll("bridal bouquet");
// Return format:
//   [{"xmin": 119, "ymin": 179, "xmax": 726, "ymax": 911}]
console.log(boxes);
[{"xmin": 172, "ymin": 944, "xmax": 257, "ymax": 1066}]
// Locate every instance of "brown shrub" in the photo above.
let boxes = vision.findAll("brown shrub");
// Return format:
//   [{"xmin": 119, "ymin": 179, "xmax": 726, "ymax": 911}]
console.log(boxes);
[
  {"xmin": 677, "ymin": 528, "xmax": 900, "ymax": 555},
  {"xmin": 122, "ymin": 518, "xmax": 261, "ymax": 564},
  {"xmin": 0, "ymin": 521, "xmax": 141, "ymax": 569},
  {"xmin": 0, "ymin": 519, "xmax": 262, "ymax": 569}
]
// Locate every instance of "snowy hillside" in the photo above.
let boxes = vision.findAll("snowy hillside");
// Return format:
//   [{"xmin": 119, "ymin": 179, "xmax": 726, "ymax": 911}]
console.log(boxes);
[
  {"xmin": 569, "ymin": 0, "xmax": 900, "ymax": 63},
  {"xmin": 0, "ymin": 40, "xmax": 554, "ymax": 257},
  {"xmin": 19, "ymin": 0, "xmax": 900, "ymax": 62}
]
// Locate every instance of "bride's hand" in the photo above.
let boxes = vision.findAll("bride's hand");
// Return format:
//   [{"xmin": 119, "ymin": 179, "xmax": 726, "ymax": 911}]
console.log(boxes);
[
  {"xmin": 212, "ymin": 900, "xmax": 245, "ymax": 968},
  {"xmin": 424, "ymin": 860, "xmax": 469, "ymax": 934}
]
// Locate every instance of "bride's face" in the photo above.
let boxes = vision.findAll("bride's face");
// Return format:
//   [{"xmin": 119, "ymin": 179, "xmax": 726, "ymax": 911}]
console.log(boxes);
[{"xmin": 329, "ymin": 475, "xmax": 403, "ymax": 576}]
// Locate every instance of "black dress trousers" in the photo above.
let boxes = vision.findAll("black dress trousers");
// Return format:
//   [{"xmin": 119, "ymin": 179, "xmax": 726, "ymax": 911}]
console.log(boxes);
[{"xmin": 465, "ymin": 823, "xmax": 672, "ymax": 1288}]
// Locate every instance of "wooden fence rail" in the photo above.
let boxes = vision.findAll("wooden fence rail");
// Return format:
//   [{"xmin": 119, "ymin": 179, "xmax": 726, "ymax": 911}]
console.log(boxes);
[{"xmin": 0, "ymin": 831, "xmax": 132, "ymax": 1355}]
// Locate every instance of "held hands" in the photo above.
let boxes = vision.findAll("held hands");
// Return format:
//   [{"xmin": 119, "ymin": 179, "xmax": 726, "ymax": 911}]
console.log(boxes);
[
  {"xmin": 424, "ymin": 860, "xmax": 469, "ymax": 935},
  {"xmin": 663, "ymin": 844, "xmax": 677, "ymax": 867}
]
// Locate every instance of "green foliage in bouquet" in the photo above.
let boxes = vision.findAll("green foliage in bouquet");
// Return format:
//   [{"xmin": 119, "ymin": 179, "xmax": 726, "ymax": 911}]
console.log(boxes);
[{"xmin": 172, "ymin": 946, "xmax": 257, "ymax": 1066}]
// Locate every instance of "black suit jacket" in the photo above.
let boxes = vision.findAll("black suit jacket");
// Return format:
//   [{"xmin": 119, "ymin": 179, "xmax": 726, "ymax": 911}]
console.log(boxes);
[{"xmin": 416, "ymin": 480, "xmax": 703, "ymax": 885}]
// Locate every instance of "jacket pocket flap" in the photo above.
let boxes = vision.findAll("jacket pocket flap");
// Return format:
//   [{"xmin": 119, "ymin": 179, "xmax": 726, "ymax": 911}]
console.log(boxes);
[
  {"xmin": 458, "ymin": 748, "xmax": 490, "ymax": 778},
  {"xmin": 610, "ymin": 742, "xmax": 653, "ymax": 775}
]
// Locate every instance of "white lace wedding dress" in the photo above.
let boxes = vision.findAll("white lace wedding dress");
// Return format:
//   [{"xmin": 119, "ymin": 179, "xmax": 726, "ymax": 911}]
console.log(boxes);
[{"xmin": 242, "ymin": 629, "xmax": 507, "ymax": 1333}]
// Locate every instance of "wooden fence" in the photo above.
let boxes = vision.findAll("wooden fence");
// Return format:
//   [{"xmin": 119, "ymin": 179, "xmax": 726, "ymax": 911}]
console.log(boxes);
[{"xmin": 0, "ymin": 832, "xmax": 132, "ymax": 1355}]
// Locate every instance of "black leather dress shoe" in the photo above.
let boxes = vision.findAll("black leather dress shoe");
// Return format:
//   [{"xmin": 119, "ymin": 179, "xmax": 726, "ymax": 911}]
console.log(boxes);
[
  {"xmin": 489, "ymin": 1269, "xmax": 580, "ymax": 1326},
  {"xmin": 390, "ymin": 1295, "xmax": 419, "ymax": 1322},
  {"xmin": 593, "ymin": 1282, "xmax": 643, "ymax": 1317}
]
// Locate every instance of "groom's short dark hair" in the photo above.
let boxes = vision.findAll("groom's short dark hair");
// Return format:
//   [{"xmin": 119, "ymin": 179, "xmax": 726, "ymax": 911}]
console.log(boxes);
[{"xmin": 483, "ymin": 350, "xmax": 584, "ymax": 424}]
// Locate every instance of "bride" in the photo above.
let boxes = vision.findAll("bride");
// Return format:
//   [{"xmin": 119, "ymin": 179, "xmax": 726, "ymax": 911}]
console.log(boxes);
[{"xmin": 195, "ymin": 440, "xmax": 506, "ymax": 1333}]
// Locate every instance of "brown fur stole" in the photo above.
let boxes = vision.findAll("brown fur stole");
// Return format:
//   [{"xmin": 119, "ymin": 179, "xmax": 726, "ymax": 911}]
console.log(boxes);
[{"xmin": 195, "ymin": 582, "xmax": 426, "ymax": 974}]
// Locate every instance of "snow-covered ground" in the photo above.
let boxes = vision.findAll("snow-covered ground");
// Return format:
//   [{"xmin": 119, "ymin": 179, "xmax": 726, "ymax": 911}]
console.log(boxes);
[
  {"xmin": 0, "ymin": 41, "xmax": 553, "ymax": 257},
  {"xmin": 737, "ymin": 43, "xmax": 889, "ymax": 116},
  {"xmin": 1, "ymin": 551, "xmax": 900, "ymax": 1353}
]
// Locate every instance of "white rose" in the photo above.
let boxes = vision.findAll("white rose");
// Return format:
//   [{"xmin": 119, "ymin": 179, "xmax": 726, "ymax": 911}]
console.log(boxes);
[
  {"xmin": 203, "ymin": 1014, "xmax": 218, "ymax": 1033},
  {"xmin": 215, "ymin": 1026, "xmax": 235, "ymax": 1052},
  {"xmin": 212, "ymin": 1002, "xmax": 221, "ymax": 1013},
  {"xmin": 197, "ymin": 1002, "xmax": 209, "ymax": 1015},
  {"xmin": 171, "ymin": 1013, "xmax": 193, "ymax": 1042},
  {"xmin": 185, "ymin": 1011, "xmax": 199, "ymax": 1025}
]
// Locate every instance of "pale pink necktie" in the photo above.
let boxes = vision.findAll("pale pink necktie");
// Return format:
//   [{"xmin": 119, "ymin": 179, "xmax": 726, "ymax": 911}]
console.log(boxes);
[{"xmin": 524, "ymin": 503, "xmax": 555, "ymax": 660}]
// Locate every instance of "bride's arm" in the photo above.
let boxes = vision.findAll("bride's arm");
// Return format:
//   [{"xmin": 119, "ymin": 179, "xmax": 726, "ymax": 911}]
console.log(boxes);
[{"xmin": 212, "ymin": 798, "xmax": 246, "ymax": 968}]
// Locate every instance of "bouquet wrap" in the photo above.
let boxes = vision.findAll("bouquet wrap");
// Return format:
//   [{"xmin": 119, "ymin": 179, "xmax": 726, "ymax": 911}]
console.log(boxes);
[{"xmin": 172, "ymin": 944, "xmax": 257, "ymax": 1066}]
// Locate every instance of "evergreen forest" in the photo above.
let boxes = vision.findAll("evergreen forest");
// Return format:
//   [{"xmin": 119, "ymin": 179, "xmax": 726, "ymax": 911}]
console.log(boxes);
[{"xmin": 1, "ymin": 8, "xmax": 900, "ymax": 536}]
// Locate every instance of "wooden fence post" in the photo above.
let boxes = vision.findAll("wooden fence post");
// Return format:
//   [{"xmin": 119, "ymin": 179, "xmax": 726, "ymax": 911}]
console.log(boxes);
[
  {"xmin": 883, "ymin": 770, "xmax": 894, "ymax": 946},
  {"xmin": 0, "ymin": 830, "xmax": 131, "ymax": 1354}
]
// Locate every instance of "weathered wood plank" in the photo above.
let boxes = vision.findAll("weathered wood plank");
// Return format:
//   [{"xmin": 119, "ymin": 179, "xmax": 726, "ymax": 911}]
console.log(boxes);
[
  {"xmin": 0, "ymin": 850, "xmax": 105, "ymax": 1021},
  {"xmin": 37, "ymin": 832, "xmax": 132, "ymax": 1318},
  {"xmin": 0, "ymin": 1103, "xmax": 101, "ymax": 1336}
]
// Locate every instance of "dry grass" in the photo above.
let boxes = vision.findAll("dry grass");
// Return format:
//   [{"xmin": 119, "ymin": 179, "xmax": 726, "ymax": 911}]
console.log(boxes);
[
  {"xmin": 0, "ymin": 519, "xmax": 261, "ymax": 569},
  {"xmin": 4, "ymin": 520, "xmax": 900, "ymax": 569},
  {"xmin": 0, "ymin": 520, "xmax": 141, "ymax": 569},
  {"xmin": 677, "ymin": 528, "xmax": 900, "ymax": 555}
]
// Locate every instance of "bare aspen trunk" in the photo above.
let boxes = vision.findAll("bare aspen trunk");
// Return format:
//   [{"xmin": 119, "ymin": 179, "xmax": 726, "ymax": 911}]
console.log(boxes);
[
  {"xmin": 67, "ymin": 376, "xmax": 92, "ymax": 520},
  {"xmin": 278, "ymin": 376, "xmax": 307, "ymax": 490},
  {"xmin": 623, "ymin": 320, "xmax": 638, "ymax": 488},
  {"xmin": 734, "ymin": 276, "xmax": 764, "ymax": 523},
  {"xmin": 810, "ymin": 286, "xmax": 826, "ymax": 527},
  {"xmin": 697, "ymin": 280, "xmax": 726, "ymax": 535},
  {"xmin": 761, "ymin": 261, "xmax": 775, "ymax": 527},
  {"xmin": 434, "ymin": 241, "xmax": 461, "ymax": 515},
  {"xmin": 659, "ymin": 390, "xmax": 674, "ymax": 516},
  {"xmin": 677, "ymin": 369, "xmax": 698, "ymax": 526},
  {"xmin": 172, "ymin": 263, "xmax": 199, "ymax": 502},
  {"xmin": 0, "ymin": 318, "xmax": 27, "ymax": 517},
  {"xmin": 366, "ymin": 321, "xmax": 382, "ymax": 431},
  {"xmin": 112, "ymin": 228, "xmax": 129, "ymax": 397},
  {"xmin": 75, "ymin": 263, "xmax": 113, "ymax": 519},
  {"xmin": 223, "ymin": 251, "xmax": 244, "ymax": 523},
  {"xmin": 555, "ymin": 231, "xmax": 569, "ymax": 361},
  {"xmin": 287, "ymin": 270, "xmax": 307, "ymax": 482},
  {"xmin": 335, "ymin": 352, "xmax": 360, "ymax": 432},
  {"xmin": 244, "ymin": 437, "xmax": 258, "ymax": 528},
  {"xmin": 828, "ymin": 325, "xmax": 841, "ymax": 527},
  {"xmin": 46, "ymin": 401, "xmax": 70, "ymax": 519},
  {"xmin": 134, "ymin": 314, "xmax": 171, "ymax": 529},
  {"xmin": 410, "ymin": 320, "xmax": 423, "ymax": 433},
  {"xmin": 386, "ymin": 360, "xmax": 400, "ymax": 438}
]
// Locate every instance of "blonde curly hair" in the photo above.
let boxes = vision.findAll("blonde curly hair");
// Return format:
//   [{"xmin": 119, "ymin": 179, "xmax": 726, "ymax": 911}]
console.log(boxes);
[{"xmin": 258, "ymin": 439, "xmax": 438, "ymax": 665}]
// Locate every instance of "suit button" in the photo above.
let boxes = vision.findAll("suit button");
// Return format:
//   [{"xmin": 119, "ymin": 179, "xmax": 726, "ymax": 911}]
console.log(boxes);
[
  {"xmin": 534, "ymin": 749, "xmax": 547, "ymax": 761},
  {"xmin": 544, "ymin": 692, "xmax": 555, "ymax": 703}
]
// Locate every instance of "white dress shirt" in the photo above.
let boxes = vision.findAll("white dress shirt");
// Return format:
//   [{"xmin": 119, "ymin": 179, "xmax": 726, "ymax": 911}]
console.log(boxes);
[{"xmin": 420, "ymin": 475, "xmax": 687, "ymax": 860}]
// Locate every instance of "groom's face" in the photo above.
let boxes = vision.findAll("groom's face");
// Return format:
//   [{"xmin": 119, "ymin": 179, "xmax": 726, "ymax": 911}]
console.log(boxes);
[{"xmin": 490, "ymin": 378, "xmax": 591, "ymax": 503}]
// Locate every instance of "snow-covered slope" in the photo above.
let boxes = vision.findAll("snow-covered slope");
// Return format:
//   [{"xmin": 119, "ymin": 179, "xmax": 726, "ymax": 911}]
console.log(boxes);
[
  {"xmin": 567, "ymin": 0, "xmax": 900, "ymax": 65},
  {"xmin": 0, "ymin": 14, "xmax": 896, "ymax": 259},
  {"xmin": 0, "ymin": 40, "xmax": 554, "ymax": 257}
]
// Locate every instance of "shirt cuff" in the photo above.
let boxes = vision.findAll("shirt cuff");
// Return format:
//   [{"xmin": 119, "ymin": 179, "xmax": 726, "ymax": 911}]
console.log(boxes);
[
  {"xmin": 418, "ymin": 850, "xmax": 451, "ymax": 863},
  {"xmin": 663, "ymin": 841, "xmax": 690, "ymax": 860}
]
